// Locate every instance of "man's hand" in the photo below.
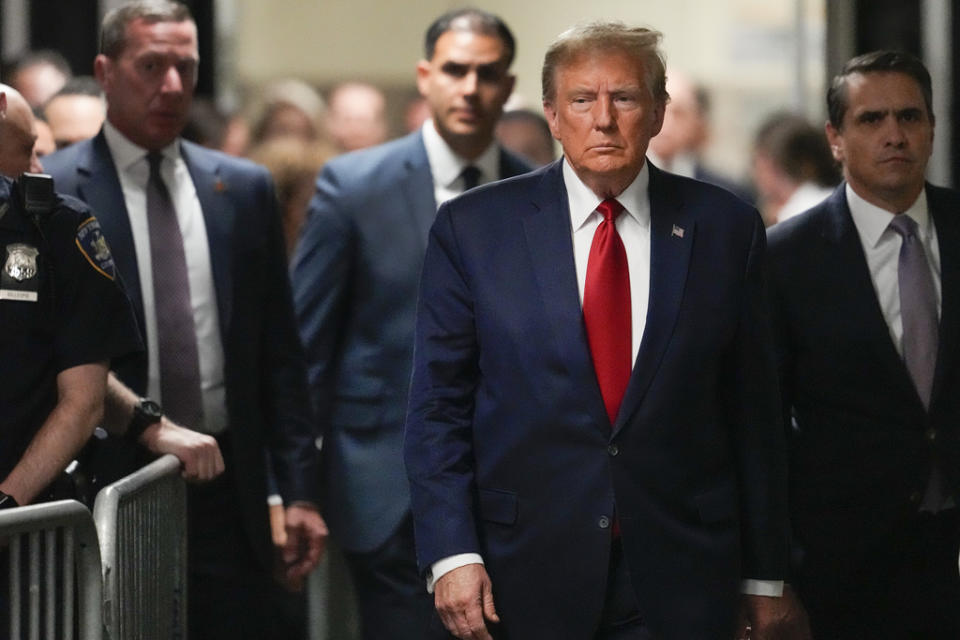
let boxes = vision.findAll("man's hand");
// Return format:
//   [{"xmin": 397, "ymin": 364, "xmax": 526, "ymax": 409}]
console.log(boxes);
[
  {"xmin": 278, "ymin": 503, "xmax": 327, "ymax": 591},
  {"xmin": 434, "ymin": 563, "xmax": 499, "ymax": 640},
  {"xmin": 139, "ymin": 418, "xmax": 224, "ymax": 482},
  {"xmin": 737, "ymin": 586, "xmax": 812, "ymax": 640}
]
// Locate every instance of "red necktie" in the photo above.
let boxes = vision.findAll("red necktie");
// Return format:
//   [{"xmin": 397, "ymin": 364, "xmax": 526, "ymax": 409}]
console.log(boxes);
[{"xmin": 583, "ymin": 198, "xmax": 631, "ymax": 425}]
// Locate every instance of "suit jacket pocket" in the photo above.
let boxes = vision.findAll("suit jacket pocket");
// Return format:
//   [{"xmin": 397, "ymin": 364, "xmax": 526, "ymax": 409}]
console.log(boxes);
[
  {"xmin": 478, "ymin": 488, "xmax": 518, "ymax": 525},
  {"xmin": 694, "ymin": 481, "xmax": 737, "ymax": 524}
]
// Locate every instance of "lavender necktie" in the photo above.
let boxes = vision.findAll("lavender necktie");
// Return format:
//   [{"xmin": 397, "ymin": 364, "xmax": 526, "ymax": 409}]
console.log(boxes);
[
  {"xmin": 147, "ymin": 151, "xmax": 204, "ymax": 428},
  {"xmin": 889, "ymin": 214, "xmax": 938, "ymax": 409}
]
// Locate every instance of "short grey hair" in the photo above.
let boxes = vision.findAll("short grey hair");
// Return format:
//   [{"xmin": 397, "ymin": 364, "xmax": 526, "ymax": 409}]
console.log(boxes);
[
  {"xmin": 100, "ymin": 0, "xmax": 193, "ymax": 58},
  {"xmin": 542, "ymin": 22, "xmax": 668, "ymax": 107}
]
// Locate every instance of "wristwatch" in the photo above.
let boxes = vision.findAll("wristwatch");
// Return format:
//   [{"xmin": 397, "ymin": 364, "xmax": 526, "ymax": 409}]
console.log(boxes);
[
  {"xmin": 0, "ymin": 490, "xmax": 19, "ymax": 510},
  {"xmin": 126, "ymin": 398, "xmax": 163, "ymax": 442}
]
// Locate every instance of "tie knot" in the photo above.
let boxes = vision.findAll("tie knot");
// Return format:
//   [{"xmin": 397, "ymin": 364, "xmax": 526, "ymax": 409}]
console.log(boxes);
[
  {"xmin": 460, "ymin": 165, "xmax": 481, "ymax": 192},
  {"xmin": 147, "ymin": 151, "xmax": 164, "ymax": 175},
  {"xmin": 596, "ymin": 198, "xmax": 624, "ymax": 222},
  {"xmin": 889, "ymin": 214, "xmax": 919, "ymax": 239}
]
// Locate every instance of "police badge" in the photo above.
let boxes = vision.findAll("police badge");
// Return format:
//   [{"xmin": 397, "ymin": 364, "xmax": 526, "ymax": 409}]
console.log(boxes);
[
  {"xmin": 0, "ymin": 243, "xmax": 40, "ymax": 301},
  {"xmin": 4, "ymin": 243, "xmax": 39, "ymax": 281}
]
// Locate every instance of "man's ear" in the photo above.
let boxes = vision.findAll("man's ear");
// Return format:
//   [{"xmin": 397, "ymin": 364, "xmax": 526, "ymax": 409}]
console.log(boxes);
[
  {"xmin": 94, "ymin": 54, "xmax": 111, "ymax": 92},
  {"xmin": 415, "ymin": 59, "xmax": 431, "ymax": 99},
  {"xmin": 825, "ymin": 121, "xmax": 844, "ymax": 164},
  {"xmin": 542, "ymin": 101, "xmax": 560, "ymax": 141}
]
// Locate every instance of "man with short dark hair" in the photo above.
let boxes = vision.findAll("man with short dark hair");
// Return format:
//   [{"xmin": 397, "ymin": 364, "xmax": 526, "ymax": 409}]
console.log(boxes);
[
  {"xmin": 291, "ymin": 8, "xmax": 530, "ymax": 638},
  {"xmin": 8, "ymin": 50, "xmax": 71, "ymax": 109},
  {"xmin": 496, "ymin": 108, "xmax": 556, "ymax": 166},
  {"xmin": 405, "ymin": 21, "xmax": 807, "ymax": 640},
  {"xmin": 768, "ymin": 50, "xmax": 960, "ymax": 638},
  {"xmin": 752, "ymin": 112, "xmax": 839, "ymax": 225},
  {"xmin": 42, "ymin": 2, "xmax": 325, "ymax": 638},
  {"xmin": 43, "ymin": 76, "xmax": 106, "ymax": 150}
]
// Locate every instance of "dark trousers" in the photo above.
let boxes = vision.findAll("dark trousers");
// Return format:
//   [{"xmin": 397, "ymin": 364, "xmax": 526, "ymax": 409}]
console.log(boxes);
[
  {"xmin": 186, "ymin": 434, "xmax": 306, "ymax": 640},
  {"xmin": 343, "ymin": 514, "xmax": 448, "ymax": 640},
  {"xmin": 796, "ymin": 508, "xmax": 960, "ymax": 640},
  {"xmin": 595, "ymin": 537, "xmax": 652, "ymax": 640}
]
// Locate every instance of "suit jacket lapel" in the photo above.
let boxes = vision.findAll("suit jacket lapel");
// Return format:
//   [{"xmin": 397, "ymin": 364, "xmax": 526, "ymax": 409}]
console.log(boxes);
[
  {"xmin": 523, "ymin": 162, "xmax": 610, "ymax": 432},
  {"xmin": 181, "ymin": 141, "xmax": 233, "ymax": 338},
  {"xmin": 824, "ymin": 188, "xmax": 922, "ymax": 407},
  {"xmin": 77, "ymin": 132, "xmax": 146, "ymax": 331},
  {"xmin": 929, "ymin": 185, "xmax": 960, "ymax": 407},
  {"xmin": 614, "ymin": 166, "xmax": 694, "ymax": 435},
  {"xmin": 400, "ymin": 132, "xmax": 438, "ymax": 248}
]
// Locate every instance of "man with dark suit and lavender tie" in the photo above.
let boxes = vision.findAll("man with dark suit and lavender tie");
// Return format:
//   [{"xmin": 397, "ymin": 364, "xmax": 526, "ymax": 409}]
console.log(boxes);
[
  {"xmin": 42, "ymin": 2, "xmax": 326, "ymax": 638},
  {"xmin": 404, "ymin": 22, "xmax": 808, "ymax": 640},
  {"xmin": 768, "ymin": 50, "xmax": 960, "ymax": 638}
]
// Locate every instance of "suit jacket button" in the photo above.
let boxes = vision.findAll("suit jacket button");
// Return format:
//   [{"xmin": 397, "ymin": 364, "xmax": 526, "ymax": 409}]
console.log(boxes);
[
  {"xmin": 607, "ymin": 444, "xmax": 619, "ymax": 456},
  {"xmin": 598, "ymin": 516, "xmax": 611, "ymax": 529},
  {"xmin": 926, "ymin": 429, "xmax": 937, "ymax": 442}
]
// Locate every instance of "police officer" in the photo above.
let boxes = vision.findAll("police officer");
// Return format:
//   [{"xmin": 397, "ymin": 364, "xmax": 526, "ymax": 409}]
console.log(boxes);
[
  {"xmin": 0, "ymin": 85, "xmax": 223, "ymax": 512},
  {"xmin": 0, "ymin": 166, "xmax": 143, "ymax": 509}
]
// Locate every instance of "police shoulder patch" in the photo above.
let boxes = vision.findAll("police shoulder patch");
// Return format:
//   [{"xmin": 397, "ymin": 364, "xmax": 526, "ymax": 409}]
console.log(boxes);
[{"xmin": 75, "ymin": 217, "xmax": 116, "ymax": 280}]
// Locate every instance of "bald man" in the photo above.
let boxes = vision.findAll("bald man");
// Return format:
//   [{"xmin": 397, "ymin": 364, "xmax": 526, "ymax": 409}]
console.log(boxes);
[{"xmin": 0, "ymin": 84, "xmax": 43, "ymax": 177}]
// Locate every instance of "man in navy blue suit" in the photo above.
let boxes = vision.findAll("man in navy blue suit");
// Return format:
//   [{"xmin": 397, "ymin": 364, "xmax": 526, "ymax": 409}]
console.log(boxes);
[
  {"xmin": 42, "ymin": 2, "xmax": 326, "ymax": 638},
  {"xmin": 768, "ymin": 51, "xmax": 960, "ymax": 639},
  {"xmin": 405, "ymin": 22, "xmax": 808, "ymax": 639},
  {"xmin": 291, "ymin": 9, "xmax": 530, "ymax": 637}
]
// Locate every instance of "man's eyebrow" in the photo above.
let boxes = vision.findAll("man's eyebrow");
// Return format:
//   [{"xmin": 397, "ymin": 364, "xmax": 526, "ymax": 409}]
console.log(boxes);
[{"xmin": 855, "ymin": 109, "xmax": 887, "ymax": 120}]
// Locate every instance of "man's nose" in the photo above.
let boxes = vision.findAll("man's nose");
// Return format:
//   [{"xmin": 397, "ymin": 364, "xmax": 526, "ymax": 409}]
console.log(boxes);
[
  {"xmin": 594, "ymin": 94, "xmax": 615, "ymax": 129},
  {"xmin": 884, "ymin": 117, "xmax": 908, "ymax": 147},
  {"xmin": 161, "ymin": 66, "xmax": 184, "ymax": 93},
  {"xmin": 461, "ymin": 70, "xmax": 479, "ymax": 96}
]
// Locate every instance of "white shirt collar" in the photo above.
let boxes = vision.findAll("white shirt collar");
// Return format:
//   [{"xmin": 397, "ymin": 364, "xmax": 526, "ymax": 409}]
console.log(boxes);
[
  {"xmin": 420, "ymin": 119, "xmax": 499, "ymax": 188},
  {"xmin": 102, "ymin": 120, "xmax": 181, "ymax": 173},
  {"xmin": 563, "ymin": 157, "xmax": 651, "ymax": 231},
  {"xmin": 846, "ymin": 183, "xmax": 931, "ymax": 248}
]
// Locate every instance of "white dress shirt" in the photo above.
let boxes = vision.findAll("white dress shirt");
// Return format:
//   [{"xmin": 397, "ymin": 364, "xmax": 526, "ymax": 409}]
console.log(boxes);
[
  {"xmin": 429, "ymin": 158, "xmax": 781, "ymax": 597},
  {"xmin": 845, "ymin": 183, "xmax": 942, "ymax": 352},
  {"xmin": 103, "ymin": 121, "xmax": 228, "ymax": 433},
  {"xmin": 421, "ymin": 119, "xmax": 501, "ymax": 208}
]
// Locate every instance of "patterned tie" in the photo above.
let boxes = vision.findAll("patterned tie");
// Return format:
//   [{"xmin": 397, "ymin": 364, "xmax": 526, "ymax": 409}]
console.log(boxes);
[
  {"xmin": 460, "ymin": 165, "xmax": 481, "ymax": 192},
  {"xmin": 146, "ymin": 152, "xmax": 204, "ymax": 428},
  {"xmin": 889, "ymin": 214, "xmax": 938, "ymax": 409},
  {"xmin": 583, "ymin": 199, "xmax": 631, "ymax": 424}
]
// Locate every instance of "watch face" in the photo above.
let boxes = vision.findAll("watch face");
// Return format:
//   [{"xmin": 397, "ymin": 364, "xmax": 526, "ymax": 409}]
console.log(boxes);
[{"xmin": 140, "ymin": 399, "xmax": 163, "ymax": 419}]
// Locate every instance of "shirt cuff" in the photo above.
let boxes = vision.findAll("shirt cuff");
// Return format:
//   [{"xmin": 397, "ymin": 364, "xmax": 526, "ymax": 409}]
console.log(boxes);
[
  {"xmin": 426, "ymin": 553, "xmax": 485, "ymax": 593},
  {"xmin": 741, "ymin": 579, "xmax": 784, "ymax": 597}
]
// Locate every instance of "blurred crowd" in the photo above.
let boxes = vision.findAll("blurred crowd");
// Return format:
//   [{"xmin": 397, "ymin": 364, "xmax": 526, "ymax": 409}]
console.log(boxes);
[{"xmin": 2, "ymin": 41, "xmax": 843, "ymax": 258}]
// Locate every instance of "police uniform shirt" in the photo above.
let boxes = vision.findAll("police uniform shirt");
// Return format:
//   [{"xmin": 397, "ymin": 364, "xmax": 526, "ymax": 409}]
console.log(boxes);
[{"xmin": 0, "ymin": 176, "xmax": 142, "ymax": 479}]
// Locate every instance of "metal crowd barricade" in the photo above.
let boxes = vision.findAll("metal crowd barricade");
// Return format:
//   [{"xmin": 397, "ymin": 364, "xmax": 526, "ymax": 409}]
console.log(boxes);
[
  {"xmin": 0, "ymin": 499, "xmax": 104, "ymax": 640},
  {"xmin": 93, "ymin": 454, "xmax": 187, "ymax": 640}
]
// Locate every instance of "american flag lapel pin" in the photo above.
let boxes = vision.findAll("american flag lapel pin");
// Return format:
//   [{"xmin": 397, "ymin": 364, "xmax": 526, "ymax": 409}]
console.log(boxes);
[
  {"xmin": 671, "ymin": 224, "xmax": 685, "ymax": 238},
  {"xmin": 214, "ymin": 178, "xmax": 226, "ymax": 193}
]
